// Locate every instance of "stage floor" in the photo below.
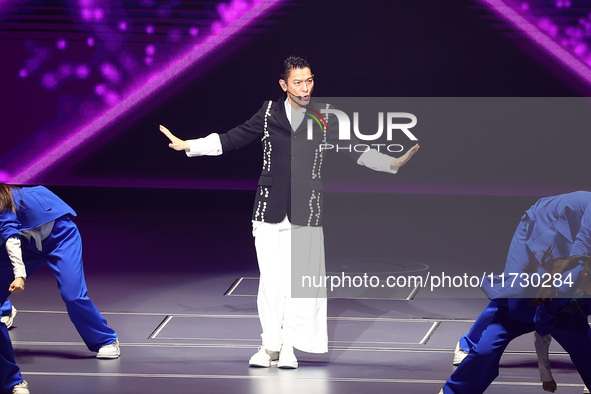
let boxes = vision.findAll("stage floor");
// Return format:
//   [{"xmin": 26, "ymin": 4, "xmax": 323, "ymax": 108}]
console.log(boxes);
[
  {"xmin": 4, "ymin": 188, "xmax": 589, "ymax": 393},
  {"xmin": 5, "ymin": 268, "xmax": 587, "ymax": 394}
]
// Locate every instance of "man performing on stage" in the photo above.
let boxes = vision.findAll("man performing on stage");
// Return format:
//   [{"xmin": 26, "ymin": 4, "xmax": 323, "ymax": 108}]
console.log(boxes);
[{"xmin": 160, "ymin": 55, "xmax": 419, "ymax": 368}]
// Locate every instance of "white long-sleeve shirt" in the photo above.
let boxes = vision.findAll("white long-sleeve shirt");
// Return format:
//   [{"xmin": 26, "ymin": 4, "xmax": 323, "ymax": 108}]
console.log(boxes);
[
  {"xmin": 186, "ymin": 132, "xmax": 398, "ymax": 174},
  {"xmin": 534, "ymin": 332, "xmax": 554, "ymax": 382},
  {"xmin": 6, "ymin": 220, "xmax": 54, "ymax": 280},
  {"xmin": 186, "ymin": 98, "xmax": 400, "ymax": 175},
  {"xmin": 6, "ymin": 237, "xmax": 25, "ymax": 279}
]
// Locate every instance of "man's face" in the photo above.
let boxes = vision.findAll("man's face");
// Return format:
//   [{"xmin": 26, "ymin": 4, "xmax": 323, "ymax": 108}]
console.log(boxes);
[{"xmin": 281, "ymin": 67, "xmax": 314, "ymax": 109}]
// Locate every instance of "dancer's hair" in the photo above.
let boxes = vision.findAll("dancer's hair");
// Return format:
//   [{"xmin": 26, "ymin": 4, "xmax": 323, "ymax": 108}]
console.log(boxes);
[
  {"xmin": 0, "ymin": 183, "xmax": 18, "ymax": 213},
  {"xmin": 535, "ymin": 252, "xmax": 591, "ymax": 304}
]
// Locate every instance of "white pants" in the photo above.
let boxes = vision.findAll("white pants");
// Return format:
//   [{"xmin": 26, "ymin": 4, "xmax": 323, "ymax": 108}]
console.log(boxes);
[{"xmin": 252, "ymin": 217, "xmax": 328, "ymax": 353}]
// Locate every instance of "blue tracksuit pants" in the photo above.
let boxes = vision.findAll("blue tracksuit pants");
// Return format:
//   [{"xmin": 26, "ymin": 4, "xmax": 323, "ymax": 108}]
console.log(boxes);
[
  {"xmin": 444, "ymin": 298, "xmax": 591, "ymax": 393},
  {"xmin": 0, "ymin": 216, "xmax": 117, "ymax": 393}
]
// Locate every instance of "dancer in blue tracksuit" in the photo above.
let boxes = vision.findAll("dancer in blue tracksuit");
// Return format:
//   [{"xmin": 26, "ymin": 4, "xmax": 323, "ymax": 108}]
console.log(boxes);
[
  {"xmin": 444, "ymin": 191, "xmax": 591, "ymax": 393},
  {"xmin": 0, "ymin": 300, "xmax": 15, "ymax": 328},
  {"xmin": 0, "ymin": 184, "xmax": 119, "ymax": 394},
  {"xmin": 0, "ymin": 301, "xmax": 11, "ymax": 316},
  {"xmin": 443, "ymin": 255, "xmax": 591, "ymax": 394},
  {"xmin": 457, "ymin": 191, "xmax": 591, "ymax": 359}
]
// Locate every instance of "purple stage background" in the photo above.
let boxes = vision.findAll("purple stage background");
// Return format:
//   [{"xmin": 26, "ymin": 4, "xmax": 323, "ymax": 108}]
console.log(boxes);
[{"xmin": 1, "ymin": 0, "xmax": 590, "ymax": 196}]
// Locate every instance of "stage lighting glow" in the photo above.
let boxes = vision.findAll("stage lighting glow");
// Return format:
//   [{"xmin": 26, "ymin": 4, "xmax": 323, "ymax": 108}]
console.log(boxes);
[
  {"xmin": 480, "ymin": 0, "xmax": 591, "ymax": 88},
  {"xmin": 100, "ymin": 62, "xmax": 121, "ymax": 83},
  {"xmin": 56, "ymin": 39, "xmax": 67, "ymax": 50},
  {"xmin": 94, "ymin": 83, "xmax": 106, "ymax": 96},
  {"xmin": 118, "ymin": 20, "xmax": 129, "ymax": 32},
  {"xmin": 2, "ymin": 0, "xmax": 285, "ymax": 184},
  {"xmin": 41, "ymin": 73, "xmax": 59, "ymax": 90},
  {"xmin": 145, "ymin": 44, "xmax": 155, "ymax": 56}
]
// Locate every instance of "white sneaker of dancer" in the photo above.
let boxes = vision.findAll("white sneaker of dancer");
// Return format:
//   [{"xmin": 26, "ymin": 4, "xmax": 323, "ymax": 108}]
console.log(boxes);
[
  {"xmin": 96, "ymin": 339, "xmax": 120, "ymax": 359},
  {"xmin": 11, "ymin": 380, "xmax": 29, "ymax": 394},
  {"xmin": 452, "ymin": 341, "xmax": 468, "ymax": 366},
  {"xmin": 1, "ymin": 306, "xmax": 17, "ymax": 329}
]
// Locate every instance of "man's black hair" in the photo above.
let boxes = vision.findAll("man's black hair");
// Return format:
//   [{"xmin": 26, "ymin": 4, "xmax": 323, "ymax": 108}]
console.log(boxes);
[{"xmin": 280, "ymin": 56, "xmax": 311, "ymax": 80}]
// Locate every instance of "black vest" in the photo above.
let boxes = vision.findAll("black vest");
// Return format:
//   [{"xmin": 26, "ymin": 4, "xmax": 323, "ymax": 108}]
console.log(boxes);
[{"xmin": 220, "ymin": 96, "xmax": 360, "ymax": 226}]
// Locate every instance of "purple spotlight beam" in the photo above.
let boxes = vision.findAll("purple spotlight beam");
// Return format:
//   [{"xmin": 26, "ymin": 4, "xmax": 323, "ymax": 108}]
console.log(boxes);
[
  {"xmin": 480, "ymin": 0, "xmax": 591, "ymax": 88},
  {"xmin": 6, "ymin": 0, "xmax": 285, "ymax": 184}
]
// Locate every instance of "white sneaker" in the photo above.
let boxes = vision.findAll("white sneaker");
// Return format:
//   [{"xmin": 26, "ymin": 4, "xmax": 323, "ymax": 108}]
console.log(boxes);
[
  {"xmin": 584, "ymin": 386, "xmax": 590, "ymax": 394},
  {"xmin": 278, "ymin": 345, "xmax": 298, "ymax": 369},
  {"xmin": 96, "ymin": 339, "xmax": 120, "ymax": 359},
  {"xmin": 249, "ymin": 347, "xmax": 279, "ymax": 367},
  {"xmin": 12, "ymin": 380, "xmax": 29, "ymax": 394},
  {"xmin": 452, "ymin": 341, "xmax": 468, "ymax": 366},
  {"xmin": 1, "ymin": 306, "xmax": 17, "ymax": 329}
]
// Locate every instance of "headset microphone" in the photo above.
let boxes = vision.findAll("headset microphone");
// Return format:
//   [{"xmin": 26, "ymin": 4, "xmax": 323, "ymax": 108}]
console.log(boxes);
[
  {"xmin": 287, "ymin": 90, "xmax": 303, "ymax": 100},
  {"xmin": 285, "ymin": 89, "xmax": 303, "ymax": 100}
]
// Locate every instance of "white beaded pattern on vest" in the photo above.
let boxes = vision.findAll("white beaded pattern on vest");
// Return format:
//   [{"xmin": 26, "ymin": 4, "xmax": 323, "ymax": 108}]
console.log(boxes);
[
  {"xmin": 307, "ymin": 103, "xmax": 329, "ymax": 225},
  {"xmin": 256, "ymin": 101, "xmax": 273, "ymax": 221},
  {"xmin": 262, "ymin": 101, "xmax": 273, "ymax": 172}
]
